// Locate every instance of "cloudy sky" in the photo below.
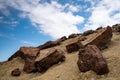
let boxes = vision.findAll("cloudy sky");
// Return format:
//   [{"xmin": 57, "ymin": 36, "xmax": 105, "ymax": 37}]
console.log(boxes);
[{"xmin": 0, "ymin": 0, "xmax": 120, "ymax": 61}]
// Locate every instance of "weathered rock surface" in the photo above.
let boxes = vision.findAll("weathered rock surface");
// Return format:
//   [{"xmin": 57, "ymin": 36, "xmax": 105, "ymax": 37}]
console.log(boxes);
[
  {"xmin": 66, "ymin": 39, "xmax": 84, "ymax": 53},
  {"xmin": 8, "ymin": 47, "xmax": 40, "ymax": 61},
  {"xmin": 78, "ymin": 36, "xmax": 87, "ymax": 41},
  {"xmin": 84, "ymin": 26, "xmax": 112, "ymax": 50},
  {"xmin": 77, "ymin": 45, "xmax": 109, "ymax": 75},
  {"xmin": 38, "ymin": 41, "xmax": 60, "ymax": 50},
  {"xmin": 35, "ymin": 48, "xmax": 65, "ymax": 72},
  {"xmin": 68, "ymin": 33, "xmax": 78, "ymax": 39},
  {"xmin": 83, "ymin": 30, "xmax": 95, "ymax": 36},
  {"xmin": 112, "ymin": 24, "xmax": 120, "ymax": 32},
  {"xmin": 11, "ymin": 68, "xmax": 21, "ymax": 76},
  {"xmin": 23, "ymin": 58, "xmax": 37, "ymax": 73}
]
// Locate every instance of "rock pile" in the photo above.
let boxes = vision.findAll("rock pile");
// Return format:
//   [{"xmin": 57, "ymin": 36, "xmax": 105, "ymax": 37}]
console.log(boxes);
[{"xmin": 11, "ymin": 68, "xmax": 21, "ymax": 76}]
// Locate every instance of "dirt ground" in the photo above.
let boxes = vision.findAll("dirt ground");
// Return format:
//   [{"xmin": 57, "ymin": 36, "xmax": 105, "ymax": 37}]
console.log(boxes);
[{"xmin": 0, "ymin": 32, "xmax": 120, "ymax": 80}]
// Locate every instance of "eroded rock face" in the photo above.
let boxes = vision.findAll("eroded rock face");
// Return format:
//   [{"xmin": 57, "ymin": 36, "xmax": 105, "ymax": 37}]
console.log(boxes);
[
  {"xmin": 83, "ymin": 30, "xmax": 95, "ymax": 36},
  {"xmin": 35, "ymin": 48, "xmax": 65, "ymax": 72},
  {"xmin": 84, "ymin": 26, "xmax": 112, "ymax": 50},
  {"xmin": 77, "ymin": 45, "xmax": 109, "ymax": 75},
  {"xmin": 11, "ymin": 68, "xmax": 21, "ymax": 76},
  {"xmin": 66, "ymin": 39, "xmax": 84, "ymax": 53},
  {"xmin": 68, "ymin": 33, "xmax": 78, "ymax": 39},
  {"xmin": 8, "ymin": 47, "xmax": 40, "ymax": 61},
  {"xmin": 38, "ymin": 41, "xmax": 60, "ymax": 50}
]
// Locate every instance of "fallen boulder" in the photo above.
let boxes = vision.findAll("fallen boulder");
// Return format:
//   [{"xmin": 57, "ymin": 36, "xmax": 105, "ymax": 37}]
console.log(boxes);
[
  {"xmin": 35, "ymin": 48, "xmax": 65, "ymax": 72},
  {"xmin": 68, "ymin": 33, "xmax": 78, "ymax": 39},
  {"xmin": 83, "ymin": 26, "xmax": 112, "ymax": 50},
  {"xmin": 38, "ymin": 41, "xmax": 60, "ymax": 50},
  {"xmin": 83, "ymin": 30, "xmax": 95, "ymax": 36},
  {"xmin": 23, "ymin": 57, "xmax": 37, "ymax": 73},
  {"xmin": 8, "ymin": 47, "xmax": 40, "ymax": 61},
  {"xmin": 8, "ymin": 47, "xmax": 39, "ymax": 61},
  {"xmin": 112, "ymin": 24, "xmax": 120, "ymax": 32},
  {"xmin": 66, "ymin": 39, "xmax": 84, "ymax": 53},
  {"xmin": 78, "ymin": 36, "xmax": 87, "ymax": 41},
  {"xmin": 11, "ymin": 68, "xmax": 21, "ymax": 76},
  {"xmin": 77, "ymin": 45, "xmax": 109, "ymax": 75}
]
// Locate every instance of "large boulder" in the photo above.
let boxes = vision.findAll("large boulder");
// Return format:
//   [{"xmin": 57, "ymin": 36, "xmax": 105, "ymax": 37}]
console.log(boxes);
[
  {"xmin": 77, "ymin": 45, "xmax": 109, "ymax": 75},
  {"xmin": 38, "ymin": 41, "xmax": 60, "ymax": 50},
  {"xmin": 83, "ymin": 26, "xmax": 112, "ymax": 50},
  {"xmin": 56, "ymin": 36, "xmax": 67, "ymax": 42},
  {"xmin": 66, "ymin": 39, "xmax": 84, "ymax": 53},
  {"xmin": 112, "ymin": 24, "xmax": 120, "ymax": 32},
  {"xmin": 23, "ymin": 57, "xmax": 37, "ymax": 73},
  {"xmin": 78, "ymin": 36, "xmax": 87, "ymax": 41},
  {"xmin": 8, "ymin": 47, "xmax": 40, "ymax": 61},
  {"xmin": 83, "ymin": 30, "xmax": 95, "ymax": 36},
  {"xmin": 35, "ymin": 48, "xmax": 65, "ymax": 72},
  {"xmin": 11, "ymin": 68, "xmax": 21, "ymax": 76},
  {"xmin": 68, "ymin": 33, "xmax": 78, "ymax": 39}
]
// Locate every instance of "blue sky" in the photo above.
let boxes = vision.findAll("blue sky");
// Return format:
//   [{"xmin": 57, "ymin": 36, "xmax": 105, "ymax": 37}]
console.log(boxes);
[{"xmin": 0, "ymin": 0, "xmax": 120, "ymax": 61}]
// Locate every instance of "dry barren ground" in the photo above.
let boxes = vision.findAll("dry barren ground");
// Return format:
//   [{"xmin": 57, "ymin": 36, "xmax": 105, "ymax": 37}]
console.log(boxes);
[{"xmin": 0, "ymin": 32, "xmax": 120, "ymax": 80}]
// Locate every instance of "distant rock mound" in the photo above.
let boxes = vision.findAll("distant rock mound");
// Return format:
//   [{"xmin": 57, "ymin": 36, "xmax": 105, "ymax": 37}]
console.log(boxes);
[{"xmin": 112, "ymin": 24, "xmax": 120, "ymax": 33}]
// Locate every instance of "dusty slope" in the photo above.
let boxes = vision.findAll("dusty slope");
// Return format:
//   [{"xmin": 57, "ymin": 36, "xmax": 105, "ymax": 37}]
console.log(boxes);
[{"xmin": 0, "ymin": 32, "xmax": 120, "ymax": 80}]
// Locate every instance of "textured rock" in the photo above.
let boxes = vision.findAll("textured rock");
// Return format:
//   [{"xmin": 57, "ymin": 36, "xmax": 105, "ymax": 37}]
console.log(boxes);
[
  {"xmin": 35, "ymin": 48, "xmax": 65, "ymax": 72},
  {"xmin": 8, "ymin": 47, "xmax": 40, "ymax": 61},
  {"xmin": 68, "ymin": 33, "xmax": 78, "ymax": 39},
  {"xmin": 77, "ymin": 45, "xmax": 109, "ymax": 75},
  {"xmin": 78, "ymin": 36, "xmax": 87, "ymax": 41},
  {"xmin": 84, "ymin": 26, "xmax": 112, "ymax": 49},
  {"xmin": 66, "ymin": 39, "xmax": 84, "ymax": 53},
  {"xmin": 23, "ymin": 58, "xmax": 37, "ymax": 73},
  {"xmin": 38, "ymin": 41, "xmax": 60, "ymax": 50},
  {"xmin": 112, "ymin": 24, "xmax": 120, "ymax": 32},
  {"xmin": 83, "ymin": 30, "xmax": 95, "ymax": 36},
  {"xmin": 11, "ymin": 68, "xmax": 21, "ymax": 76},
  {"xmin": 96, "ymin": 27, "xmax": 103, "ymax": 30}
]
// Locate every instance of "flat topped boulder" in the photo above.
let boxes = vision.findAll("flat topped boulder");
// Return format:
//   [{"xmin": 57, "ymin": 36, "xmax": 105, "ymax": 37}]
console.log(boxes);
[
  {"xmin": 35, "ymin": 48, "xmax": 65, "ymax": 72},
  {"xmin": 77, "ymin": 45, "xmax": 109, "ymax": 75},
  {"xmin": 8, "ymin": 47, "xmax": 40, "ymax": 61},
  {"xmin": 66, "ymin": 39, "xmax": 84, "ymax": 53},
  {"xmin": 82, "ymin": 26, "xmax": 112, "ymax": 50}
]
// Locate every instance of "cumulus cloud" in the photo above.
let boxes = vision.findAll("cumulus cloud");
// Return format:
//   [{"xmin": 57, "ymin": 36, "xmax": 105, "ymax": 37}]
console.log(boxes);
[
  {"xmin": 1, "ymin": 0, "xmax": 84, "ymax": 39},
  {"xmin": 84, "ymin": 0, "xmax": 120, "ymax": 30}
]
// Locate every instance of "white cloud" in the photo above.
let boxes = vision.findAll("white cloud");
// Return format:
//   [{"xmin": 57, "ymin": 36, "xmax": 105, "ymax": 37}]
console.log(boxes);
[
  {"xmin": 1, "ymin": 0, "xmax": 84, "ymax": 39},
  {"xmin": 21, "ymin": 40, "xmax": 36, "ymax": 45},
  {"xmin": 84, "ymin": 0, "xmax": 120, "ymax": 31}
]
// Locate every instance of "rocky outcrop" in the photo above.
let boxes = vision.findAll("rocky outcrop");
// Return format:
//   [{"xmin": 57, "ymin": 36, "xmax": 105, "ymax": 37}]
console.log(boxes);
[
  {"xmin": 96, "ymin": 27, "xmax": 103, "ymax": 30},
  {"xmin": 8, "ymin": 47, "xmax": 40, "ymax": 61},
  {"xmin": 68, "ymin": 33, "xmax": 78, "ymax": 39},
  {"xmin": 38, "ymin": 41, "xmax": 60, "ymax": 50},
  {"xmin": 66, "ymin": 39, "xmax": 84, "ymax": 53},
  {"xmin": 83, "ymin": 30, "xmax": 95, "ymax": 36},
  {"xmin": 35, "ymin": 48, "xmax": 65, "ymax": 72},
  {"xmin": 11, "ymin": 68, "xmax": 21, "ymax": 76},
  {"xmin": 84, "ymin": 26, "xmax": 112, "ymax": 50},
  {"xmin": 112, "ymin": 24, "xmax": 120, "ymax": 32},
  {"xmin": 77, "ymin": 45, "xmax": 109, "ymax": 75}
]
